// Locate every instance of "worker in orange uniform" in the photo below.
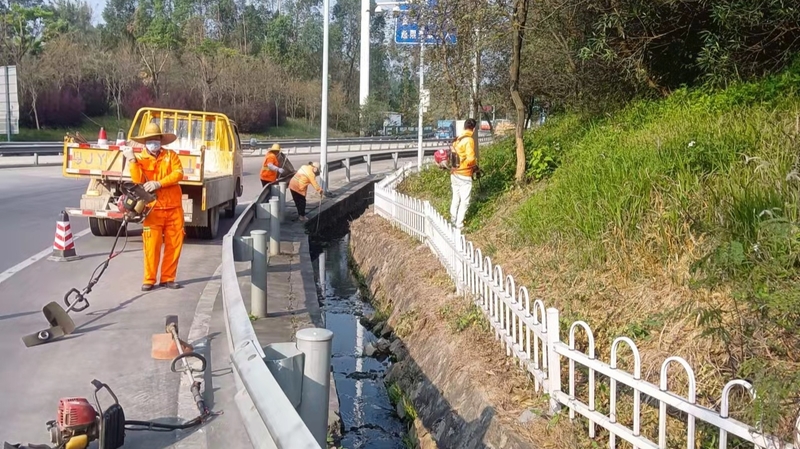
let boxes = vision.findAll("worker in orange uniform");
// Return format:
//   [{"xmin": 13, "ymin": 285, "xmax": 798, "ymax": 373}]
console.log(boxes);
[
  {"xmin": 449, "ymin": 118, "xmax": 477, "ymax": 230},
  {"xmin": 121, "ymin": 123, "xmax": 185, "ymax": 291},
  {"xmin": 288, "ymin": 161, "xmax": 323, "ymax": 222},
  {"xmin": 260, "ymin": 143, "xmax": 285, "ymax": 187}
]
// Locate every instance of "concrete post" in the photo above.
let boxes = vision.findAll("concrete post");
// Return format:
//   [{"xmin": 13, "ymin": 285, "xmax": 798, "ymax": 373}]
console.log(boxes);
[
  {"xmin": 365, "ymin": 154, "xmax": 371, "ymax": 175},
  {"xmin": 250, "ymin": 230, "xmax": 268, "ymax": 318},
  {"xmin": 278, "ymin": 181, "xmax": 287, "ymax": 222},
  {"xmin": 393, "ymin": 152, "xmax": 398, "ymax": 170},
  {"xmin": 269, "ymin": 197, "xmax": 280, "ymax": 256},
  {"xmin": 296, "ymin": 327, "xmax": 334, "ymax": 449},
  {"xmin": 344, "ymin": 158, "xmax": 351, "ymax": 182},
  {"xmin": 33, "ymin": 153, "xmax": 38, "ymax": 166}
]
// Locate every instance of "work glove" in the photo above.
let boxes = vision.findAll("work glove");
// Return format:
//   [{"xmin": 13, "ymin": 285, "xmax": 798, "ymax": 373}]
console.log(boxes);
[
  {"xmin": 143, "ymin": 181, "xmax": 161, "ymax": 192},
  {"xmin": 278, "ymin": 168, "xmax": 285, "ymax": 174},
  {"xmin": 121, "ymin": 146, "xmax": 136, "ymax": 161}
]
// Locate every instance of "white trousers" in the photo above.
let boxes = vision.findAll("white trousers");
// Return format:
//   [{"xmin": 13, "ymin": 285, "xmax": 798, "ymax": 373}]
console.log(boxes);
[{"xmin": 450, "ymin": 174, "xmax": 473, "ymax": 229}]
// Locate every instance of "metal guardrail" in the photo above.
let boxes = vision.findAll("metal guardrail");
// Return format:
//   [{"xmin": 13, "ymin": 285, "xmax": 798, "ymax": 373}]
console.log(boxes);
[
  {"xmin": 0, "ymin": 136, "xmax": 471, "ymax": 157},
  {"xmin": 219, "ymin": 141, "xmax": 492, "ymax": 448},
  {"xmin": 373, "ymin": 162, "xmax": 800, "ymax": 449}
]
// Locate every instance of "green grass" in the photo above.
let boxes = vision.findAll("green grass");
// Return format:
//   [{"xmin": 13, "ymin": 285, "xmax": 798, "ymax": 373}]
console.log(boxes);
[
  {"xmin": 13, "ymin": 116, "xmax": 352, "ymax": 142},
  {"xmin": 398, "ymin": 59, "xmax": 800, "ymax": 439},
  {"xmin": 243, "ymin": 117, "xmax": 351, "ymax": 140}
]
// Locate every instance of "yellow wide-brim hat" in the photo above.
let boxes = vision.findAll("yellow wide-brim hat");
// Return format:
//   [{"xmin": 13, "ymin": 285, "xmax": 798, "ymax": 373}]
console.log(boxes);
[
  {"xmin": 269, "ymin": 143, "xmax": 281, "ymax": 152},
  {"xmin": 131, "ymin": 122, "xmax": 178, "ymax": 145}
]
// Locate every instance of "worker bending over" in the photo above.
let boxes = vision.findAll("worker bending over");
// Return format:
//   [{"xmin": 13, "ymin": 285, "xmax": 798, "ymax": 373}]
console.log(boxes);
[
  {"xmin": 450, "ymin": 119, "xmax": 477, "ymax": 230},
  {"xmin": 122, "ymin": 123, "xmax": 185, "ymax": 291},
  {"xmin": 260, "ymin": 143, "xmax": 285, "ymax": 187},
  {"xmin": 289, "ymin": 162, "xmax": 323, "ymax": 222}
]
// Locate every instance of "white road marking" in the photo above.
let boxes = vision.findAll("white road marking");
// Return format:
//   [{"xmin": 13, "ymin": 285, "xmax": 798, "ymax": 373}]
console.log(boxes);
[
  {"xmin": 174, "ymin": 264, "xmax": 222, "ymax": 449},
  {"xmin": 0, "ymin": 228, "xmax": 92, "ymax": 285}
]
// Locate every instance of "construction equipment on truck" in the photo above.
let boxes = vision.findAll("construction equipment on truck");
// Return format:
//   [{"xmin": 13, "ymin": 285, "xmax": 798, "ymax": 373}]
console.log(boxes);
[{"xmin": 61, "ymin": 107, "xmax": 246, "ymax": 240}]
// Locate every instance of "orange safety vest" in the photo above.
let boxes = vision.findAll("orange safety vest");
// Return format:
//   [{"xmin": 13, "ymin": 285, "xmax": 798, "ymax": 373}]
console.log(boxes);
[
  {"xmin": 289, "ymin": 165, "xmax": 322, "ymax": 196},
  {"xmin": 130, "ymin": 149, "xmax": 184, "ymax": 209},
  {"xmin": 450, "ymin": 130, "xmax": 476, "ymax": 177},
  {"xmin": 260, "ymin": 152, "xmax": 280, "ymax": 182}
]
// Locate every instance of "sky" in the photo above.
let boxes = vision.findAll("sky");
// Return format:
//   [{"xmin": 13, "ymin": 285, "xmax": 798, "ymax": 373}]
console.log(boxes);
[{"xmin": 87, "ymin": 0, "xmax": 106, "ymax": 24}]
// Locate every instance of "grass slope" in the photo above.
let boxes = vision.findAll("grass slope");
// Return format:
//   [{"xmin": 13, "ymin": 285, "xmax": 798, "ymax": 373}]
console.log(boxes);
[{"xmin": 399, "ymin": 62, "xmax": 800, "ymax": 444}]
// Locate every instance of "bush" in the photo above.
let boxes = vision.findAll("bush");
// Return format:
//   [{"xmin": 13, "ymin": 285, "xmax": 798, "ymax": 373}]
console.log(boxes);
[
  {"xmin": 35, "ymin": 87, "xmax": 86, "ymax": 127},
  {"xmin": 154, "ymin": 88, "xmax": 203, "ymax": 111},
  {"xmin": 79, "ymin": 78, "xmax": 109, "ymax": 117},
  {"xmin": 224, "ymin": 100, "xmax": 277, "ymax": 133},
  {"xmin": 122, "ymin": 84, "xmax": 155, "ymax": 118}
]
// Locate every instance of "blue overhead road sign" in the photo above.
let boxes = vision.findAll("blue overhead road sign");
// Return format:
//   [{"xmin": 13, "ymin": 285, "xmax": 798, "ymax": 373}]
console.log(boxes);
[{"xmin": 394, "ymin": 2, "xmax": 456, "ymax": 45}]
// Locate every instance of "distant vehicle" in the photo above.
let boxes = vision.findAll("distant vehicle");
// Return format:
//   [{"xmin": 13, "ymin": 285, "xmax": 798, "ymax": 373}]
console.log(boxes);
[{"xmin": 61, "ymin": 107, "xmax": 250, "ymax": 239}]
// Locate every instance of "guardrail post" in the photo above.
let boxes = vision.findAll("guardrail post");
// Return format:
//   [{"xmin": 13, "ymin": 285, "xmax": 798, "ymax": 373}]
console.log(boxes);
[
  {"xmin": 278, "ymin": 181, "xmax": 287, "ymax": 223},
  {"xmin": 546, "ymin": 307, "xmax": 562, "ymax": 414},
  {"xmin": 296, "ymin": 327, "xmax": 334, "ymax": 449},
  {"xmin": 365, "ymin": 154, "xmax": 371, "ymax": 175},
  {"xmin": 344, "ymin": 158, "xmax": 351, "ymax": 182},
  {"xmin": 269, "ymin": 197, "xmax": 280, "ymax": 256},
  {"xmin": 251, "ymin": 230, "xmax": 268, "ymax": 318}
]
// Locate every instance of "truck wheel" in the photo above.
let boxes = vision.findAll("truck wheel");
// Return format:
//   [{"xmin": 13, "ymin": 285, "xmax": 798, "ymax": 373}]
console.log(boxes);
[
  {"xmin": 104, "ymin": 219, "xmax": 123, "ymax": 237},
  {"xmin": 196, "ymin": 207, "xmax": 220, "ymax": 240},
  {"xmin": 223, "ymin": 197, "xmax": 237, "ymax": 219},
  {"xmin": 89, "ymin": 218, "xmax": 107, "ymax": 236}
]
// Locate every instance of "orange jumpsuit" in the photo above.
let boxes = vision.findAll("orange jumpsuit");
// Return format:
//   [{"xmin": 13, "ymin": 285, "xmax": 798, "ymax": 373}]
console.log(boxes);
[
  {"xmin": 130, "ymin": 150, "xmax": 185, "ymax": 285},
  {"xmin": 260, "ymin": 152, "xmax": 280, "ymax": 183}
]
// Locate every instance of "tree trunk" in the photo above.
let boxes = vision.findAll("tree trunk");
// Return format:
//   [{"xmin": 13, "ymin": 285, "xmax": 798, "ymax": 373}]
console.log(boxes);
[
  {"xmin": 32, "ymin": 93, "xmax": 40, "ymax": 130},
  {"xmin": 510, "ymin": 0, "xmax": 530, "ymax": 184}
]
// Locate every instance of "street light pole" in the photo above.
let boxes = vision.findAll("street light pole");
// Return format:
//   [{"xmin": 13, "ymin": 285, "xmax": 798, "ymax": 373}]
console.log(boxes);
[
  {"xmin": 359, "ymin": 0, "xmax": 370, "ymax": 127},
  {"xmin": 320, "ymin": 0, "xmax": 331, "ymax": 191},
  {"xmin": 417, "ymin": 40, "xmax": 424, "ymax": 168}
]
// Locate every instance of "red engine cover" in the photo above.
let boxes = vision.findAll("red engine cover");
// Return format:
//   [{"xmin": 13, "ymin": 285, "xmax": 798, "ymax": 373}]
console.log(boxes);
[{"xmin": 57, "ymin": 397, "xmax": 96, "ymax": 430}]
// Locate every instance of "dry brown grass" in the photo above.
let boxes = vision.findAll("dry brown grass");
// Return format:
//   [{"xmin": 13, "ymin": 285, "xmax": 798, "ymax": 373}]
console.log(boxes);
[{"xmin": 352, "ymin": 213, "xmax": 599, "ymax": 449}]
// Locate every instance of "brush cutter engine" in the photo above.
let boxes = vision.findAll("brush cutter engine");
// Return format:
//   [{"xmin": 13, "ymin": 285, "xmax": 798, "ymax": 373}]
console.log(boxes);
[
  {"xmin": 45, "ymin": 381, "xmax": 125, "ymax": 449},
  {"xmin": 116, "ymin": 182, "xmax": 156, "ymax": 224}
]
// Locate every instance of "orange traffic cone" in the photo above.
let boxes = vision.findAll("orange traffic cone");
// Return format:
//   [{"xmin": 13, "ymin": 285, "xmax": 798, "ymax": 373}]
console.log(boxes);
[
  {"xmin": 97, "ymin": 127, "xmax": 108, "ymax": 145},
  {"xmin": 48, "ymin": 211, "xmax": 81, "ymax": 262}
]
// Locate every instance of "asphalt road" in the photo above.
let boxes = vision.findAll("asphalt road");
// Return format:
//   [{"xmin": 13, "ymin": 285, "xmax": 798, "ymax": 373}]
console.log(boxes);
[{"xmin": 0, "ymin": 154, "xmax": 410, "ymax": 448}]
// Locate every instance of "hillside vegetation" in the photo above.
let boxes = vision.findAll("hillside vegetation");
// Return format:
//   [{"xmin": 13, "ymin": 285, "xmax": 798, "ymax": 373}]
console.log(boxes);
[{"xmin": 399, "ymin": 62, "xmax": 800, "ymax": 441}]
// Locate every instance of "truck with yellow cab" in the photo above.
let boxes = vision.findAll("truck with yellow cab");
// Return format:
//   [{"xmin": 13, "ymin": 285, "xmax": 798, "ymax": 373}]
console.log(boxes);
[{"xmin": 62, "ymin": 107, "xmax": 244, "ymax": 240}]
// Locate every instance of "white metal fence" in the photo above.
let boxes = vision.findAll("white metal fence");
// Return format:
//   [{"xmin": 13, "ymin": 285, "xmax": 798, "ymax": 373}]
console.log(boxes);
[{"xmin": 373, "ymin": 161, "xmax": 800, "ymax": 449}]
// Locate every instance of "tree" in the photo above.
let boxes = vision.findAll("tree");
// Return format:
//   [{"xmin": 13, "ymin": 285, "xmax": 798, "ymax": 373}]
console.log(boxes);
[{"xmin": 509, "ymin": 0, "xmax": 529, "ymax": 183}]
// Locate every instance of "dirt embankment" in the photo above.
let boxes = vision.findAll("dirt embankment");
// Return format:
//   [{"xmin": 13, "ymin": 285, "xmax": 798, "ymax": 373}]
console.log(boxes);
[{"xmin": 350, "ymin": 210, "xmax": 589, "ymax": 449}]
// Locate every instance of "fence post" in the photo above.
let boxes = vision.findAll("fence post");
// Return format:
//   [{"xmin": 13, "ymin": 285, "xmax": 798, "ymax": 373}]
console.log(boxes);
[
  {"xmin": 250, "ymin": 230, "xmax": 268, "ymax": 318},
  {"xmin": 546, "ymin": 307, "xmax": 562, "ymax": 414},
  {"xmin": 296, "ymin": 327, "xmax": 334, "ymax": 449},
  {"xmin": 269, "ymin": 197, "xmax": 280, "ymax": 256},
  {"xmin": 278, "ymin": 181, "xmax": 287, "ymax": 223}
]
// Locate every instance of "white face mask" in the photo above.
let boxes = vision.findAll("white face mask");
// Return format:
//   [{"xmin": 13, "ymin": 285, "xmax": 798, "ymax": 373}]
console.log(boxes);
[{"xmin": 145, "ymin": 140, "xmax": 162, "ymax": 155}]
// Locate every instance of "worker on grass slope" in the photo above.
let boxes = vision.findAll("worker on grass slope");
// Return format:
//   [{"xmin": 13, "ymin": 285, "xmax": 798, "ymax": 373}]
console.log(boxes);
[
  {"xmin": 449, "ymin": 118, "xmax": 477, "ymax": 230},
  {"xmin": 260, "ymin": 143, "xmax": 285, "ymax": 187},
  {"xmin": 122, "ymin": 123, "xmax": 185, "ymax": 292},
  {"xmin": 289, "ymin": 161, "xmax": 323, "ymax": 222}
]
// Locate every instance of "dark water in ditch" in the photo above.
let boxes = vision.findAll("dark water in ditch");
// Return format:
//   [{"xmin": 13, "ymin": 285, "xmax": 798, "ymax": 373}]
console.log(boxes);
[{"xmin": 311, "ymin": 234, "xmax": 407, "ymax": 449}]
